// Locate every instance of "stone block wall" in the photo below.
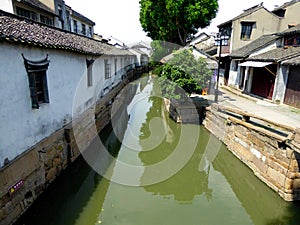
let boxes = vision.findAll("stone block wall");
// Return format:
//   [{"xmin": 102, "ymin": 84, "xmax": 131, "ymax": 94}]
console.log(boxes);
[
  {"xmin": 203, "ymin": 105, "xmax": 300, "ymax": 201},
  {"xmin": 0, "ymin": 69, "xmax": 141, "ymax": 225}
]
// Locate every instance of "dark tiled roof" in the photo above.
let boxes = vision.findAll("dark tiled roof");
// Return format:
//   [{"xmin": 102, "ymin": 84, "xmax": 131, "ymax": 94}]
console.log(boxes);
[
  {"xmin": 273, "ymin": 0, "xmax": 300, "ymax": 11},
  {"xmin": 218, "ymin": 3, "xmax": 265, "ymax": 27},
  {"xmin": 282, "ymin": 56, "xmax": 300, "ymax": 65},
  {"xmin": 0, "ymin": 14, "xmax": 133, "ymax": 57},
  {"xmin": 230, "ymin": 34, "xmax": 280, "ymax": 58},
  {"xmin": 203, "ymin": 44, "xmax": 217, "ymax": 56},
  {"xmin": 70, "ymin": 8, "xmax": 95, "ymax": 26},
  {"xmin": 279, "ymin": 24, "xmax": 300, "ymax": 36},
  {"xmin": 248, "ymin": 47, "xmax": 300, "ymax": 62},
  {"xmin": 19, "ymin": 0, "xmax": 56, "ymax": 15}
]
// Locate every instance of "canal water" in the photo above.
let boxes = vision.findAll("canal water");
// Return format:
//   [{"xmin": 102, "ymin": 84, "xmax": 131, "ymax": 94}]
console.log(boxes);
[{"xmin": 15, "ymin": 76, "xmax": 300, "ymax": 225}]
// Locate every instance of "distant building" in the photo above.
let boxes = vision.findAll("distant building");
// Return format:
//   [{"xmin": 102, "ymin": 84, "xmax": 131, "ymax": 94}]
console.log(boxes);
[
  {"xmin": 127, "ymin": 41, "xmax": 152, "ymax": 57},
  {"xmin": 189, "ymin": 32, "xmax": 217, "ymax": 56},
  {"xmin": 1, "ymin": 0, "xmax": 56, "ymax": 26},
  {"xmin": 0, "ymin": 0, "xmax": 95, "ymax": 37}
]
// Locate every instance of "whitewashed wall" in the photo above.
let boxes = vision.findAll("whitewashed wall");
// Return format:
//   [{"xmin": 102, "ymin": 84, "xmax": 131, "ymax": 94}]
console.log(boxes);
[
  {"xmin": 0, "ymin": 0, "xmax": 14, "ymax": 13},
  {"xmin": 0, "ymin": 43, "xmax": 128, "ymax": 167}
]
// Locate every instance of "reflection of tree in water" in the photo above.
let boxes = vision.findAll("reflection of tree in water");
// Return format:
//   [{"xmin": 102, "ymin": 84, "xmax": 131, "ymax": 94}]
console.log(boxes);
[{"xmin": 138, "ymin": 95, "xmax": 212, "ymax": 203}]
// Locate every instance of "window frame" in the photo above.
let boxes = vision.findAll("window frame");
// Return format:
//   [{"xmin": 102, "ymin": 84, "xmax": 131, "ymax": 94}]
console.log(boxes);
[
  {"xmin": 104, "ymin": 59, "xmax": 111, "ymax": 80},
  {"xmin": 22, "ymin": 54, "xmax": 50, "ymax": 109},
  {"xmin": 40, "ymin": 14, "xmax": 53, "ymax": 26},
  {"xmin": 82, "ymin": 23, "xmax": 86, "ymax": 35},
  {"xmin": 16, "ymin": 6, "xmax": 37, "ymax": 21},
  {"xmin": 86, "ymin": 59, "xmax": 94, "ymax": 87},
  {"xmin": 114, "ymin": 58, "xmax": 118, "ymax": 76},
  {"xmin": 73, "ymin": 20, "xmax": 78, "ymax": 33},
  {"xmin": 284, "ymin": 35, "xmax": 300, "ymax": 46},
  {"xmin": 240, "ymin": 22, "xmax": 255, "ymax": 40}
]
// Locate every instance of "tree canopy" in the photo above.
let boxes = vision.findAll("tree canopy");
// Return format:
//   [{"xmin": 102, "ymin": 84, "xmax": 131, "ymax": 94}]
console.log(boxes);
[
  {"xmin": 156, "ymin": 49, "xmax": 212, "ymax": 100},
  {"xmin": 139, "ymin": 0, "xmax": 218, "ymax": 46}
]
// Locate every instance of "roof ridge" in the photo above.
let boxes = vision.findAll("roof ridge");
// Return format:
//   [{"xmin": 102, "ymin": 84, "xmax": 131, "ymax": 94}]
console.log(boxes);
[{"xmin": 0, "ymin": 11, "xmax": 134, "ymax": 57}]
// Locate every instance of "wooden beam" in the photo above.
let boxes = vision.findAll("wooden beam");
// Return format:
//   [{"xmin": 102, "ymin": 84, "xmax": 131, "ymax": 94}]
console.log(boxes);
[{"xmin": 211, "ymin": 104, "xmax": 296, "ymax": 132}]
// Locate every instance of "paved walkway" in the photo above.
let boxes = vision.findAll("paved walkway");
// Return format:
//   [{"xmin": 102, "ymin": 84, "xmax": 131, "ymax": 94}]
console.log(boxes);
[{"xmin": 202, "ymin": 86, "xmax": 300, "ymax": 129}]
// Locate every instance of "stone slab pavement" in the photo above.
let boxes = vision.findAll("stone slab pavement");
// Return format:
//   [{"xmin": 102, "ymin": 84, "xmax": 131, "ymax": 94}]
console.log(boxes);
[{"xmin": 199, "ymin": 86, "xmax": 300, "ymax": 129}]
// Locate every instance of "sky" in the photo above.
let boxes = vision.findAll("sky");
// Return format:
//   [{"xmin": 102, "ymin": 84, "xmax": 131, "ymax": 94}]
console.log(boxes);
[{"xmin": 65, "ymin": 0, "xmax": 289, "ymax": 45}]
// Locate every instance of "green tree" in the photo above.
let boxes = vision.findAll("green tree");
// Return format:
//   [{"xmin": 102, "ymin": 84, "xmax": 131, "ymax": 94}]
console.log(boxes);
[
  {"xmin": 157, "ymin": 49, "xmax": 212, "ymax": 99},
  {"xmin": 139, "ymin": 0, "xmax": 218, "ymax": 46}
]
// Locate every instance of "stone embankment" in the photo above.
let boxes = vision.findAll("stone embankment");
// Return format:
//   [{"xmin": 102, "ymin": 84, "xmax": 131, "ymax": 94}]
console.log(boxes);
[
  {"xmin": 203, "ymin": 103, "xmax": 300, "ymax": 201},
  {"xmin": 0, "ymin": 67, "xmax": 145, "ymax": 225}
]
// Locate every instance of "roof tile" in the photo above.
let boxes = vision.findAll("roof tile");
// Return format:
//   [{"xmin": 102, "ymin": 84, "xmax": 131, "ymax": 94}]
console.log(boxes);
[
  {"xmin": 248, "ymin": 46, "xmax": 300, "ymax": 62},
  {"xmin": 0, "ymin": 13, "xmax": 133, "ymax": 57},
  {"xmin": 230, "ymin": 34, "xmax": 280, "ymax": 58}
]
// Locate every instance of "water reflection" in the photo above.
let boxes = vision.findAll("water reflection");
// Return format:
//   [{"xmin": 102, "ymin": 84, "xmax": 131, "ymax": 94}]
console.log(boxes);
[
  {"xmin": 14, "ymin": 75, "xmax": 300, "ymax": 225},
  {"xmin": 139, "ymin": 96, "xmax": 213, "ymax": 203}
]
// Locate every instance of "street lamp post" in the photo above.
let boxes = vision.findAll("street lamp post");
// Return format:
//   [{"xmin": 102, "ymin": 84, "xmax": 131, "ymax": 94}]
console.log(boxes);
[{"xmin": 214, "ymin": 31, "xmax": 229, "ymax": 102}]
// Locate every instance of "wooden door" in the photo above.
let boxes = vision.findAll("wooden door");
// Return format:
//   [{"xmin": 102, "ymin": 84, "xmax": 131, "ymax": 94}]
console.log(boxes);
[
  {"xmin": 251, "ymin": 66, "xmax": 276, "ymax": 100},
  {"xmin": 284, "ymin": 66, "xmax": 300, "ymax": 108}
]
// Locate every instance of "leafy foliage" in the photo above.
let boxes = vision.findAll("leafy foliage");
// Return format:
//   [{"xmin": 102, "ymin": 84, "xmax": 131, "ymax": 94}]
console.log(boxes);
[
  {"xmin": 139, "ymin": 0, "xmax": 218, "ymax": 46},
  {"xmin": 156, "ymin": 49, "xmax": 212, "ymax": 100},
  {"xmin": 150, "ymin": 41, "xmax": 180, "ymax": 62}
]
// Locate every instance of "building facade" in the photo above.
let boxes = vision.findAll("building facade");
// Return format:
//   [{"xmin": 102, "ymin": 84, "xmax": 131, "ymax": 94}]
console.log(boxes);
[
  {"xmin": 227, "ymin": 24, "xmax": 300, "ymax": 109},
  {"xmin": 217, "ymin": 0, "xmax": 300, "ymax": 85},
  {"xmin": 0, "ymin": 0, "xmax": 95, "ymax": 37},
  {"xmin": 0, "ymin": 9, "xmax": 139, "ymax": 224}
]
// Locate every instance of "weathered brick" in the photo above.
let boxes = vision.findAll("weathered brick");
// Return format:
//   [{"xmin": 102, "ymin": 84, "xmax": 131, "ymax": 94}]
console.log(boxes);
[
  {"xmin": 267, "ymin": 167, "xmax": 286, "ymax": 188},
  {"xmin": 294, "ymin": 128, "xmax": 300, "ymax": 143},
  {"xmin": 229, "ymin": 142, "xmax": 252, "ymax": 163},
  {"xmin": 0, "ymin": 150, "xmax": 39, "ymax": 194},
  {"xmin": 248, "ymin": 133, "xmax": 265, "ymax": 148},
  {"xmin": 46, "ymin": 167, "xmax": 58, "ymax": 182},
  {"xmin": 293, "ymin": 178, "xmax": 300, "ymax": 189},
  {"xmin": 284, "ymin": 178, "xmax": 294, "ymax": 190},
  {"xmin": 252, "ymin": 157, "xmax": 268, "ymax": 174}
]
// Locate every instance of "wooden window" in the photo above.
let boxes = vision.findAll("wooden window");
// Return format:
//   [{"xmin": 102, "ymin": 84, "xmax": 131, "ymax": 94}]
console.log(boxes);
[
  {"xmin": 22, "ymin": 54, "xmax": 50, "ymax": 109},
  {"xmin": 284, "ymin": 35, "xmax": 300, "ymax": 46},
  {"xmin": 104, "ymin": 60, "xmax": 111, "ymax": 79},
  {"xmin": 240, "ymin": 22, "xmax": 255, "ymax": 40},
  {"xmin": 82, "ymin": 24, "xmax": 86, "ymax": 35},
  {"xmin": 73, "ymin": 20, "xmax": 78, "ymax": 33},
  {"xmin": 40, "ymin": 15, "xmax": 53, "ymax": 26},
  {"xmin": 114, "ymin": 59, "xmax": 118, "ymax": 76},
  {"xmin": 89, "ymin": 27, "xmax": 92, "ymax": 37},
  {"xmin": 86, "ymin": 59, "xmax": 94, "ymax": 87},
  {"xmin": 16, "ymin": 7, "xmax": 37, "ymax": 21}
]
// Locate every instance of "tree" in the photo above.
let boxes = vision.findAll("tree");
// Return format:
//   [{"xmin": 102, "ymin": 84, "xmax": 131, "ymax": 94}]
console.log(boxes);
[
  {"xmin": 139, "ymin": 0, "xmax": 218, "ymax": 46},
  {"xmin": 157, "ymin": 49, "xmax": 212, "ymax": 100}
]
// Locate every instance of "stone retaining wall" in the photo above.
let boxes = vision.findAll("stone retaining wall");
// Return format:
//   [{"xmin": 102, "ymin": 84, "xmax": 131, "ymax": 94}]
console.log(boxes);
[
  {"xmin": 203, "ymin": 104, "xmax": 300, "ymax": 201},
  {"xmin": 0, "ymin": 68, "xmax": 142, "ymax": 225}
]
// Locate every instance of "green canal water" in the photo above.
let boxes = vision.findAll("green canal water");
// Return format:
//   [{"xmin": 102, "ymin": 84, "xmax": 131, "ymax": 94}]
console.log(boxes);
[{"xmin": 15, "ymin": 76, "xmax": 300, "ymax": 225}]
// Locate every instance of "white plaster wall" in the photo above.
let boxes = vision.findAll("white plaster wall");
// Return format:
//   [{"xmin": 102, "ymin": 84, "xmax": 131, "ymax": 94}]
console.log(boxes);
[
  {"xmin": 0, "ymin": 0, "xmax": 14, "ymax": 13},
  {"xmin": 0, "ymin": 43, "xmax": 114, "ymax": 166},
  {"xmin": 273, "ymin": 65, "xmax": 289, "ymax": 103},
  {"xmin": 129, "ymin": 49, "xmax": 142, "ymax": 66},
  {"xmin": 249, "ymin": 42, "xmax": 278, "ymax": 57},
  {"xmin": 228, "ymin": 60, "xmax": 239, "ymax": 87}
]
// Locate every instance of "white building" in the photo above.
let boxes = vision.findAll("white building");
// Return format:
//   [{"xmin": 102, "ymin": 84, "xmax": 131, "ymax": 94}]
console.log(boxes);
[{"xmin": 0, "ymin": 11, "xmax": 136, "ymax": 167}]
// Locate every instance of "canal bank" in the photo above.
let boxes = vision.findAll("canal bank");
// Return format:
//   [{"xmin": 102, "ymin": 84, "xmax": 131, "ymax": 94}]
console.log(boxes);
[
  {"xmin": 0, "ymin": 67, "xmax": 146, "ymax": 225},
  {"xmin": 13, "ymin": 76, "xmax": 300, "ymax": 225},
  {"xmin": 202, "ymin": 88, "xmax": 300, "ymax": 201}
]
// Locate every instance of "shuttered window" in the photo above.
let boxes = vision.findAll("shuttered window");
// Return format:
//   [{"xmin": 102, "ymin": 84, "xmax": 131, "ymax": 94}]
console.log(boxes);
[
  {"xmin": 86, "ymin": 59, "xmax": 94, "ymax": 87},
  {"xmin": 22, "ymin": 54, "xmax": 50, "ymax": 109},
  {"xmin": 104, "ymin": 59, "xmax": 111, "ymax": 79},
  {"xmin": 240, "ymin": 22, "xmax": 255, "ymax": 40}
]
